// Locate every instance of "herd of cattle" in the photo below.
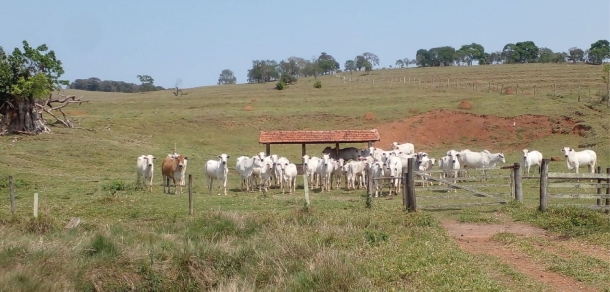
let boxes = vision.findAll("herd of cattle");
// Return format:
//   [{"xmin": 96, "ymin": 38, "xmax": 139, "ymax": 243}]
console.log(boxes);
[{"xmin": 135, "ymin": 144, "xmax": 598, "ymax": 197}]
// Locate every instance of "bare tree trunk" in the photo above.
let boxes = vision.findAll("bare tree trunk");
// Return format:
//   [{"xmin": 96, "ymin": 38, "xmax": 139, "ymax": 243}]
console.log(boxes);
[{"xmin": 1, "ymin": 97, "xmax": 50, "ymax": 135}]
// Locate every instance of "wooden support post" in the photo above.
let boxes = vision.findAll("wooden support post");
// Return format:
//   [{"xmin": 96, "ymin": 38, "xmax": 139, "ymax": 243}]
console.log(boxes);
[
  {"xmin": 335, "ymin": 143, "xmax": 340, "ymax": 159},
  {"xmin": 33, "ymin": 193, "xmax": 38, "ymax": 218},
  {"xmin": 265, "ymin": 143, "xmax": 270, "ymax": 156},
  {"xmin": 514, "ymin": 163, "xmax": 522, "ymax": 203},
  {"xmin": 302, "ymin": 143, "xmax": 306, "ymax": 157},
  {"xmin": 368, "ymin": 141, "xmax": 373, "ymax": 148},
  {"xmin": 188, "ymin": 174, "xmax": 193, "ymax": 215},
  {"xmin": 406, "ymin": 158, "xmax": 416, "ymax": 212},
  {"xmin": 539, "ymin": 159, "xmax": 549, "ymax": 212},
  {"xmin": 9, "ymin": 176, "xmax": 15, "ymax": 215}
]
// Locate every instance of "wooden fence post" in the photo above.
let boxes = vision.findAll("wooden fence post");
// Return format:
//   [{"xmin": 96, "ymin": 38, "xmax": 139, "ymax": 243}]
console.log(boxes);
[
  {"xmin": 500, "ymin": 84, "xmax": 504, "ymax": 94},
  {"xmin": 553, "ymin": 83, "xmax": 556, "ymax": 96},
  {"xmin": 516, "ymin": 84, "xmax": 519, "ymax": 95},
  {"xmin": 578, "ymin": 86, "xmax": 581, "ymax": 102},
  {"xmin": 510, "ymin": 169, "xmax": 515, "ymax": 198},
  {"xmin": 534, "ymin": 85, "xmax": 536, "ymax": 95},
  {"xmin": 589, "ymin": 87, "xmax": 591, "ymax": 100},
  {"xmin": 304, "ymin": 173, "xmax": 310, "ymax": 209},
  {"xmin": 33, "ymin": 193, "xmax": 38, "ymax": 218},
  {"xmin": 402, "ymin": 173, "xmax": 407, "ymax": 208},
  {"xmin": 514, "ymin": 163, "xmax": 522, "ymax": 203},
  {"xmin": 488, "ymin": 81, "xmax": 491, "ymax": 93},
  {"xmin": 596, "ymin": 166, "xmax": 602, "ymax": 206},
  {"xmin": 606, "ymin": 167, "xmax": 610, "ymax": 214},
  {"xmin": 188, "ymin": 174, "xmax": 193, "ymax": 215},
  {"xmin": 406, "ymin": 158, "xmax": 416, "ymax": 212},
  {"xmin": 539, "ymin": 159, "xmax": 549, "ymax": 212},
  {"xmin": 447, "ymin": 79, "xmax": 449, "ymax": 88},
  {"xmin": 366, "ymin": 167, "xmax": 372, "ymax": 208},
  {"xmin": 9, "ymin": 176, "xmax": 15, "ymax": 215}
]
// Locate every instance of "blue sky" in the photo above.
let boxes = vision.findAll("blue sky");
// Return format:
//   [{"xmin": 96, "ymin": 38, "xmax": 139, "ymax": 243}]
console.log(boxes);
[{"xmin": 2, "ymin": 1, "xmax": 608, "ymax": 89}]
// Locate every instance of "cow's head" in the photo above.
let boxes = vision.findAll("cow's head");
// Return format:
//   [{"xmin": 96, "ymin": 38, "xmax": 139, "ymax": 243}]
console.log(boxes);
[
  {"xmin": 391, "ymin": 142, "xmax": 399, "ymax": 150},
  {"xmin": 561, "ymin": 147, "xmax": 572, "ymax": 157},
  {"xmin": 499, "ymin": 152, "xmax": 506, "ymax": 163},
  {"xmin": 302, "ymin": 155, "xmax": 310, "ymax": 166},
  {"xmin": 174, "ymin": 155, "xmax": 186, "ymax": 168},
  {"xmin": 522, "ymin": 149, "xmax": 529, "ymax": 159},
  {"xmin": 218, "ymin": 154, "xmax": 229, "ymax": 165}
]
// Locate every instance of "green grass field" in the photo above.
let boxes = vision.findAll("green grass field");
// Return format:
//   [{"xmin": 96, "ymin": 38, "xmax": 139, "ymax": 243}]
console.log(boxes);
[{"xmin": 0, "ymin": 63, "xmax": 609, "ymax": 291}]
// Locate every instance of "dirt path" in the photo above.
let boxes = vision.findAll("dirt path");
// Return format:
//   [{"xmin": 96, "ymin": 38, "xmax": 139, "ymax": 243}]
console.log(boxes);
[{"xmin": 442, "ymin": 220, "xmax": 599, "ymax": 292}]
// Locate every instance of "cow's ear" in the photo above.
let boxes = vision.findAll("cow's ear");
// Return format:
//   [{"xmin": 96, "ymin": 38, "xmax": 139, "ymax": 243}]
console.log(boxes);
[
  {"xmin": 218, "ymin": 155, "xmax": 222, "ymax": 158},
  {"xmin": 184, "ymin": 156, "xmax": 188, "ymax": 160},
  {"xmin": 152, "ymin": 157, "xmax": 156, "ymax": 160},
  {"xmin": 227, "ymin": 155, "xmax": 230, "ymax": 158},
  {"xmin": 570, "ymin": 148, "xmax": 574, "ymax": 152}
]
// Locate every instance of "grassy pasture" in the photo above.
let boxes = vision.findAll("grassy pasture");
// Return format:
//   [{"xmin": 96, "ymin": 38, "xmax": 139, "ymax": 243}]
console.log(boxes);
[{"xmin": 0, "ymin": 63, "xmax": 609, "ymax": 291}]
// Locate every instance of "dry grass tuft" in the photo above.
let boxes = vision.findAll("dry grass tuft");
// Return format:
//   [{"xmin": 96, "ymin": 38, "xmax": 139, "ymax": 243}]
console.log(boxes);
[
  {"xmin": 251, "ymin": 97, "xmax": 258, "ymax": 102},
  {"xmin": 243, "ymin": 105, "xmax": 254, "ymax": 111}
]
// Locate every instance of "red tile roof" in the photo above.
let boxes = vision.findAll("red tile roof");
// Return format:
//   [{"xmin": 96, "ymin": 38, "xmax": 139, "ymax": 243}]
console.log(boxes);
[{"xmin": 259, "ymin": 129, "xmax": 380, "ymax": 144}]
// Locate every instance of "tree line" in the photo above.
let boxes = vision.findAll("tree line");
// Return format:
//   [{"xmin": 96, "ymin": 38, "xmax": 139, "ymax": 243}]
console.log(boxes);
[
  {"xmin": 68, "ymin": 75, "xmax": 165, "ymax": 93},
  {"xmin": 409, "ymin": 40, "xmax": 609, "ymax": 67},
  {"xmin": 228, "ymin": 39, "xmax": 608, "ymax": 86}
]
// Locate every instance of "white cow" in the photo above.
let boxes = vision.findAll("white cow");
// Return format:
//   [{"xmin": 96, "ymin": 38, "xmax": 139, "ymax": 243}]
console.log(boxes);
[
  {"xmin": 457, "ymin": 150, "xmax": 505, "ymax": 180},
  {"xmin": 369, "ymin": 160, "xmax": 385, "ymax": 197},
  {"xmin": 269, "ymin": 154, "xmax": 280, "ymax": 186},
  {"xmin": 385, "ymin": 155, "xmax": 403, "ymax": 195},
  {"xmin": 136, "ymin": 155, "xmax": 156, "ymax": 192},
  {"xmin": 167, "ymin": 152, "xmax": 188, "ymax": 187},
  {"xmin": 391, "ymin": 142, "xmax": 415, "ymax": 155},
  {"xmin": 236, "ymin": 156, "xmax": 255, "ymax": 191},
  {"xmin": 317, "ymin": 154, "xmax": 334, "ymax": 192},
  {"xmin": 250, "ymin": 152, "xmax": 267, "ymax": 190},
  {"xmin": 439, "ymin": 150, "xmax": 461, "ymax": 192},
  {"xmin": 561, "ymin": 147, "xmax": 596, "ymax": 174},
  {"xmin": 302, "ymin": 155, "xmax": 321, "ymax": 188},
  {"xmin": 522, "ymin": 149, "xmax": 543, "ymax": 174},
  {"xmin": 322, "ymin": 146, "xmax": 359, "ymax": 161},
  {"xmin": 205, "ymin": 154, "xmax": 230, "ymax": 196},
  {"xmin": 417, "ymin": 155, "xmax": 436, "ymax": 187},
  {"xmin": 330, "ymin": 158, "xmax": 345, "ymax": 190},
  {"xmin": 346, "ymin": 159, "xmax": 366, "ymax": 190},
  {"xmin": 259, "ymin": 156, "xmax": 274, "ymax": 192},
  {"xmin": 280, "ymin": 162, "xmax": 298, "ymax": 194},
  {"xmin": 273, "ymin": 157, "xmax": 290, "ymax": 190}
]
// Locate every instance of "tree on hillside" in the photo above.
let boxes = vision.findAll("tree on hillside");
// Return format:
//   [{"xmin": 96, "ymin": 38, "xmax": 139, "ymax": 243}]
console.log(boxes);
[
  {"xmin": 538, "ymin": 47, "xmax": 555, "ymax": 63},
  {"xmin": 247, "ymin": 60, "xmax": 279, "ymax": 83},
  {"xmin": 317, "ymin": 52, "xmax": 339, "ymax": 75},
  {"xmin": 137, "ymin": 75, "xmax": 157, "ymax": 92},
  {"xmin": 403, "ymin": 58, "xmax": 410, "ymax": 68},
  {"xmin": 415, "ymin": 49, "xmax": 431, "ymax": 67},
  {"xmin": 587, "ymin": 40, "xmax": 610, "ymax": 65},
  {"xmin": 515, "ymin": 41, "xmax": 539, "ymax": 63},
  {"xmin": 362, "ymin": 52, "xmax": 380, "ymax": 67},
  {"xmin": 488, "ymin": 51, "xmax": 501, "ymax": 64},
  {"xmin": 395, "ymin": 59, "xmax": 404, "ymax": 68},
  {"xmin": 217, "ymin": 69, "xmax": 237, "ymax": 85},
  {"xmin": 568, "ymin": 47, "xmax": 584, "ymax": 63},
  {"xmin": 344, "ymin": 60, "xmax": 356, "ymax": 73},
  {"xmin": 0, "ymin": 40, "xmax": 87, "ymax": 135},
  {"xmin": 502, "ymin": 43, "xmax": 518, "ymax": 64},
  {"xmin": 437, "ymin": 46, "xmax": 456, "ymax": 66},
  {"xmin": 354, "ymin": 55, "xmax": 368, "ymax": 71},
  {"xmin": 457, "ymin": 43, "xmax": 485, "ymax": 66}
]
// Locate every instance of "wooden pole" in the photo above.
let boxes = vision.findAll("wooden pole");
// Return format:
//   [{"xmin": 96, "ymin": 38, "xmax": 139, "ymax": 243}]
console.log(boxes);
[
  {"xmin": 596, "ymin": 166, "xmax": 602, "ymax": 206},
  {"xmin": 589, "ymin": 87, "xmax": 591, "ymax": 101},
  {"xmin": 516, "ymin": 84, "xmax": 519, "ymax": 95},
  {"xmin": 447, "ymin": 79, "xmax": 449, "ymax": 88},
  {"xmin": 510, "ymin": 169, "xmax": 515, "ymax": 198},
  {"xmin": 606, "ymin": 167, "xmax": 610, "ymax": 214},
  {"xmin": 265, "ymin": 143, "xmax": 270, "ymax": 156},
  {"xmin": 301, "ymin": 144, "xmax": 306, "ymax": 157},
  {"xmin": 488, "ymin": 81, "xmax": 491, "ymax": 93},
  {"xmin": 514, "ymin": 163, "xmax": 522, "ymax": 203},
  {"xmin": 9, "ymin": 176, "xmax": 15, "ymax": 215},
  {"xmin": 303, "ymin": 173, "xmax": 310, "ymax": 209},
  {"xmin": 402, "ymin": 173, "xmax": 407, "ymax": 208},
  {"xmin": 534, "ymin": 85, "xmax": 536, "ymax": 95},
  {"xmin": 188, "ymin": 174, "xmax": 193, "ymax": 215},
  {"xmin": 539, "ymin": 159, "xmax": 549, "ymax": 212},
  {"xmin": 366, "ymin": 166, "xmax": 372, "ymax": 208},
  {"xmin": 577, "ymin": 86, "xmax": 581, "ymax": 102},
  {"xmin": 406, "ymin": 158, "xmax": 416, "ymax": 212},
  {"xmin": 553, "ymin": 83, "xmax": 556, "ymax": 96},
  {"xmin": 335, "ymin": 143, "xmax": 340, "ymax": 159},
  {"xmin": 33, "ymin": 193, "xmax": 38, "ymax": 218}
]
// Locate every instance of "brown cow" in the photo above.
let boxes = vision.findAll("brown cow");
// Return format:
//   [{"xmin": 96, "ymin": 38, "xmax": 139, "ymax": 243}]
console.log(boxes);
[{"xmin": 162, "ymin": 155, "xmax": 187, "ymax": 194}]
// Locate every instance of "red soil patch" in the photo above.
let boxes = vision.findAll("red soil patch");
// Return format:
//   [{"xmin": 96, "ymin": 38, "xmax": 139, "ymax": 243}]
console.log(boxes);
[
  {"xmin": 375, "ymin": 109, "xmax": 576, "ymax": 151},
  {"xmin": 550, "ymin": 156, "xmax": 562, "ymax": 161},
  {"xmin": 363, "ymin": 112, "xmax": 376, "ymax": 121},
  {"xmin": 251, "ymin": 97, "xmax": 259, "ymax": 102},
  {"xmin": 243, "ymin": 105, "xmax": 254, "ymax": 111},
  {"xmin": 458, "ymin": 100, "xmax": 472, "ymax": 110},
  {"xmin": 504, "ymin": 88, "xmax": 514, "ymax": 95}
]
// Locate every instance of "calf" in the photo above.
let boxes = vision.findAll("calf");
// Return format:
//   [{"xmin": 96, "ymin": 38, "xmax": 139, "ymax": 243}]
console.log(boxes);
[
  {"xmin": 167, "ymin": 152, "xmax": 188, "ymax": 187},
  {"xmin": 205, "ymin": 154, "xmax": 230, "ymax": 196},
  {"xmin": 280, "ymin": 162, "xmax": 298, "ymax": 194},
  {"xmin": 302, "ymin": 155, "xmax": 321, "ymax": 189},
  {"xmin": 318, "ymin": 154, "xmax": 334, "ymax": 192},
  {"xmin": 162, "ymin": 154, "xmax": 187, "ymax": 194},
  {"xmin": 385, "ymin": 155, "xmax": 403, "ymax": 195},
  {"xmin": 522, "ymin": 149, "xmax": 543, "ymax": 174},
  {"xmin": 439, "ymin": 150, "xmax": 461, "ymax": 192},
  {"xmin": 136, "ymin": 155, "xmax": 156, "ymax": 192}
]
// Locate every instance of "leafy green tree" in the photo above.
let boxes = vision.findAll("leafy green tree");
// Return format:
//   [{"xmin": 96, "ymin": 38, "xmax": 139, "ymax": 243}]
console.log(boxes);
[
  {"xmin": 457, "ymin": 43, "xmax": 485, "ymax": 66},
  {"xmin": 515, "ymin": 41, "xmax": 539, "ymax": 63},
  {"xmin": 317, "ymin": 52, "xmax": 339, "ymax": 75},
  {"xmin": 502, "ymin": 43, "xmax": 518, "ymax": 64},
  {"xmin": 247, "ymin": 60, "xmax": 279, "ymax": 83},
  {"xmin": 0, "ymin": 41, "xmax": 86, "ymax": 135},
  {"xmin": 437, "ymin": 46, "xmax": 456, "ymax": 66},
  {"xmin": 415, "ymin": 49, "xmax": 431, "ymax": 67},
  {"xmin": 344, "ymin": 60, "xmax": 356, "ymax": 73},
  {"xmin": 587, "ymin": 40, "xmax": 610, "ymax": 64},
  {"xmin": 568, "ymin": 47, "xmax": 584, "ymax": 63},
  {"xmin": 217, "ymin": 69, "xmax": 237, "ymax": 85},
  {"xmin": 355, "ymin": 55, "xmax": 367, "ymax": 71},
  {"xmin": 137, "ymin": 74, "xmax": 157, "ymax": 92},
  {"xmin": 552, "ymin": 52, "xmax": 567, "ymax": 63},
  {"xmin": 538, "ymin": 47, "xmax": 554, "ymax": 63}
]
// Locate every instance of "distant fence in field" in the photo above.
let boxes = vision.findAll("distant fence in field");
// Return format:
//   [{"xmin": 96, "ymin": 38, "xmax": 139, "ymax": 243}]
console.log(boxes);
[{"xmin": 335, "ymin": 74, "xmax": 609, "ymax": 105}]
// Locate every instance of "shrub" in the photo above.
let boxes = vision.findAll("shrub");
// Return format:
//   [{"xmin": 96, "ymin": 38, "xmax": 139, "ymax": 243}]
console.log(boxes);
[
  {"xmin": 280, "ymin": 73, "xmax": 297, "ymax": 85},
  {"xmin": 86, "ymin": 234, "xmax": 120, "ymax": 257},
  {"xmin": 314, "ymin": 81, "xmax": 322, "ymax": 89},
  {"xmin": 275, "ymin": 81, "xmax": 286, "ymax": 90}
]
